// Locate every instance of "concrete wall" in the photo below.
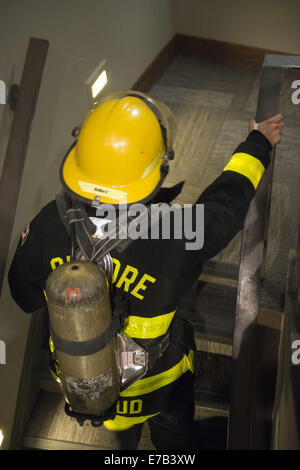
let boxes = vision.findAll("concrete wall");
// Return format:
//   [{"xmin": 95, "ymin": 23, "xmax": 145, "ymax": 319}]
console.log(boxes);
[
  {"xmin": 171, "ymin": 0, "xmax": 300, "ymax": 55},
  {"xmin": 0, "ymin": 0, "xmax": 173, "ymax": 449}
]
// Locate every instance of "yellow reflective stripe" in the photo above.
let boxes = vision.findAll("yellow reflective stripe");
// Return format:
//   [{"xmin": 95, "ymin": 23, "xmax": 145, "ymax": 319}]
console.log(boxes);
[
  {"xmin": 123, "ymin": 310, "xmax": 176, "ymax": 339},
  {"xmin": 104, "ymin": 413, "xmax": 159, "ymax": 431},
  {"xmin": 120, "ymin": 350, "xmax": 194, "ymax": 398},
  {"xmin": 104, "ymin": 351, "xmax": 194, "ymax": 431},
  {"xmin": 223, "ymin": 152, "xmax": 265, "ymax": 189},
  {"xmin": 48, "ymin": 367, "xmax": 62, "ymax": 384},
  {"xmin": 49, "ymin": 336, "xmax": 54, "ymax": 353}
]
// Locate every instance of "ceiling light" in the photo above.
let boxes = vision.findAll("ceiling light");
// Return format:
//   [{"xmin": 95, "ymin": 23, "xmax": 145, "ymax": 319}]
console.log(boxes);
[
  {"xmin": 0, "ymin": 80, "xmax": 6, "ymax": 104},
  {"xmin": 87, "ymin": 59, "xmax": 108, "ymax": 103}
]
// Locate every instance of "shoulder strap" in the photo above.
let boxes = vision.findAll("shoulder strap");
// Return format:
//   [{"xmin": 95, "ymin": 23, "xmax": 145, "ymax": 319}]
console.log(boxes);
[
  {"xmin": 55, "ymin": 192, "xmax": 173, "ymax": 263},
  {"xmin": 55, "ymin": 192, "xmax": 72, "ymax": 237},
  {"xmin": 55, "ymin": 192, "xmax": 143, "ymax": 262}
]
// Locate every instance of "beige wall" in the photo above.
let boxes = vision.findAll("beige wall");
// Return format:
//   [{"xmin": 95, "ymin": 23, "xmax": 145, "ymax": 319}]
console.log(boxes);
[
  {"xmin": 1, "ymin": 0, "xmax": 299, "ymax": 451},
  {"xmin": 172, "ymin": 0, "xmax": 300, "ymax": 55},
  {"xmin": 0, "ymin": 0, "xmax": 173, "ymax": 449}
]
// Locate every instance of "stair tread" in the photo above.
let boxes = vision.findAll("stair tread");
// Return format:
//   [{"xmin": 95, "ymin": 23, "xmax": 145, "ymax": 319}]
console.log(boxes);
[
  {"xmin": 178, "ymin": 274, "xmax": 284, "ymax": 343},
  {"xmin": 23, "ymin": 390, "xmax": 227, "ymax": 450}
]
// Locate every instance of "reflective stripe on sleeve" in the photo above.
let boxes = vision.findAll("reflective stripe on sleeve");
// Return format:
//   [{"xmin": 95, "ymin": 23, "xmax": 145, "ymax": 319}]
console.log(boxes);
[
  {"xmin": 223, "ymin": 152, "xmax": 265, "ymax": 189},
  {"xmin": 123, "ymin": 310, "xmax": 176, "ymax": 339}
]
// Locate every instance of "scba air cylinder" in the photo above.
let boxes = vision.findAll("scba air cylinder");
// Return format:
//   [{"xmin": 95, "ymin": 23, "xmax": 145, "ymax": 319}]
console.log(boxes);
[{"xmin": 45, "ymin": 261, "xmax": 120, "ymax": 417}]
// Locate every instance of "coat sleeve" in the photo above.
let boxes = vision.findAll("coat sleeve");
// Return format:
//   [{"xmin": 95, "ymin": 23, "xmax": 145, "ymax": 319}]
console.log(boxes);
[
  {"xmin": 186, "ymin": 129, "xmax": 272, "ymax": 263},
  {"xmin": 8, "ymin": 203, "xmax": 55, "ymax": 313}
]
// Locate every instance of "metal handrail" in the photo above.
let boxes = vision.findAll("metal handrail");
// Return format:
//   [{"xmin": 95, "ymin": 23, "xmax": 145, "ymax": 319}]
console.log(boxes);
[
  {"xmin": 0, "ymin": 37, "xmax": 49, "ymax": 294},
  {"xmin": 228, "ymin": 54, "xmax": 300, "ymax": 449}
]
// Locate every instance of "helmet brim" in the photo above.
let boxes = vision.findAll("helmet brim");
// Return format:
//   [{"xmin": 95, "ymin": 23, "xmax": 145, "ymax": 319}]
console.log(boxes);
[{"xmin": 60, "ymin": 142, "xmax": 166, "ymax": 207}]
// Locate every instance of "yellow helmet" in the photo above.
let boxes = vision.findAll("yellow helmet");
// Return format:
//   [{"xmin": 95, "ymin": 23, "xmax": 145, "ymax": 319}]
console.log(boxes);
[{"xmin": 60, "ymin": 90, "xmax": 176, "ymax": 205}]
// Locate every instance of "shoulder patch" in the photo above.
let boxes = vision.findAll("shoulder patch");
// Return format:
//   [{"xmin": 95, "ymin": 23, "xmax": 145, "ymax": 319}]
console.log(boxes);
[{"xmin": 21, "ymin": 223, "xmax": 30, "ymax": 246}]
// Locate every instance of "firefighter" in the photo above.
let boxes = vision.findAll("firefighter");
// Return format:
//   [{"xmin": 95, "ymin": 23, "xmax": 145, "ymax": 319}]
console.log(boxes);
[{"xmin": 8, "ymin": 91, "xmax": 284, "ymax": 450}]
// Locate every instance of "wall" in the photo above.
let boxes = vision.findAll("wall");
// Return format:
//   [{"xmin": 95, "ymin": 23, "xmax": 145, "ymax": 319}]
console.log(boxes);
[
  {"xmin": 1, "ymin": 0, "xmax": 299, "ymax": 451},
  {"xmin": 171, "ymin": 0, "xmax": 300, "ymax": 55},
  {"xmin": 0, "ymin": 0, "xmax": 173, "ymax": 449}
]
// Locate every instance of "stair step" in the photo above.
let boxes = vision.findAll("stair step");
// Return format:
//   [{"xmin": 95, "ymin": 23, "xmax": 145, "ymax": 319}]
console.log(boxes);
[
  {"xmin": 23, "ymin": 390, "xmax": 227, "ymax": 450},
  {"xmin": 194, "ymin": 351, "xmax": 231, "ymax": 397},
  {"xmin": 178, "ymin": 280, "xmax": 237, "ymax": 342},
  {"xmin": 178, "ymin": 272, "xmax": 284, "ymax": 344},
  {"xmin": 23, "ymin": 390, "xmax": 155, "ymax": 450},
  {"xmin": 201, "ymin": 260, "xmax": 238, "ymax": 286}
]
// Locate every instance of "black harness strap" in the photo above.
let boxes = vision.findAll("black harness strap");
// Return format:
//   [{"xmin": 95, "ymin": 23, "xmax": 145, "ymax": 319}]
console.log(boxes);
[
  {"xmin": 56, "ymin": 191, "xmax": 137, "ymax": 261},
  {"xmin": 49, "ymin": 292, "xmax": 129, "ymax": 357},
  {"xmin": 55, "ymin": 192, "xmax": 72, "ymax": 237},
  {"xmin": 144, "ymin": 331, "xmax": 171, "ymax": 369},
  {"xmin": 56, "ymin": 191, "xmax": 173, "ymax": 263},
  {"xmin": 139, "ymin": 318, "xmax": 196, "ymax": 369},
  {"xmin": 49, "ymin": 322, "xmax": 114, "ymax": 357}
]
